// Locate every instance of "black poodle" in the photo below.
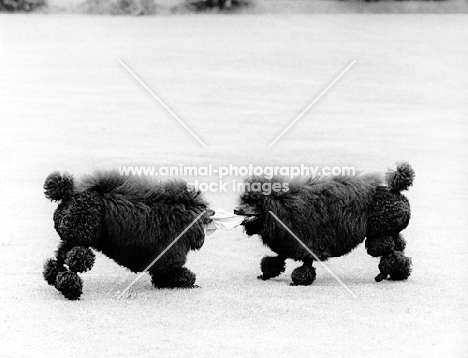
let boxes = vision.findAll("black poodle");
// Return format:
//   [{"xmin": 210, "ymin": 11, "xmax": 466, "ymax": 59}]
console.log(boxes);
[
  {"xmin": 43, "ymin": 171, "xmax": 213, "ymax": 300},
  {"xmin": 234, "ymin": 163, "xmax": 414, "ymax": 286}
]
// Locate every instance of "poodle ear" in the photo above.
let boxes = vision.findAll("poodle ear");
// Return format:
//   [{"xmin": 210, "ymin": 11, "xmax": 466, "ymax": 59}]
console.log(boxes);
[{"xmin": 44, "ymin": 172, "xmax": 74, "ymax": 201}]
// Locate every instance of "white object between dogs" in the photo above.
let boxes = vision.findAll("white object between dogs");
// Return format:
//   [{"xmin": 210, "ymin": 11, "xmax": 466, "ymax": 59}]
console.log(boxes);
[{"xmin": 205, "ymin": 209, "xmax": 245, "ymax": 236}]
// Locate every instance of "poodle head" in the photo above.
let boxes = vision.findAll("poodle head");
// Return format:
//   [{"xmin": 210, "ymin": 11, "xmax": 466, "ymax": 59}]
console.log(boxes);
[
  {"xmin": 235, "ymin": 176, "xmax": 289, "ymax": 236},
  {"xmin": 203, "ymin": 208, "xmax": 216, "ymax": 224},
  {"xmin": 234, "ymin": 200, "xmax": 264, "ymax": 236}
]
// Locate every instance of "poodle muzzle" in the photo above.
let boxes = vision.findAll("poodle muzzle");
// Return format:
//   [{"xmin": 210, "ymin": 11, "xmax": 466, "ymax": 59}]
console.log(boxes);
[{"xmin": 233, "ymin": 204, "xmax": 261, "ymax": 224}]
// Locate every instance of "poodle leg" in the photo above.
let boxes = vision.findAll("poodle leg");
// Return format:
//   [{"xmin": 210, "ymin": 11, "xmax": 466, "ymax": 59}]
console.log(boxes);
[
  {"xmin": 291, "ymin": 260, "xmax": 316, "ymax": 286},
  {"xmin": 378, "ymin": 251, "xmax": 412, "ymax": 282},
  {"xmin": 258, "ymin": 256, "xmax": 286, "ymax": 280},
  {"xmin": 55, "ymin": 271, "xmax": 83, "ymax": 300},
  {"xmin": 44, "ymin": 245, "xmax": 94, "ymax": 300},
  {"xmin": 375, "ymin": 271, "xmax": 388, "ymax": 282},
  {"xmin": 393, "ymin": 234, "xmax": 407, "ymax": 253},
  {"xmin": 150, "ymin": 267, "xmax": 197, "ymax": 289},
  {"xmin": 43, "ymin": 258, "xmax": 67, "ymax": 286},
  {"xmin": 42, "ymin": 241, "xmax": 73, "ymax": 287},
  {"xmin": 56, "ymin": 242, "xmax": 74, "ymax": 264},
  {"xmin": 367, "ymin": 234, "xmax": 410, "ymax": 282},
  {"xmin": 65, "ymin": 246, "xmax": 95, "ymax": 273},
  {"xmin": 366, "ymin": 234, "xmax": 396, "ymax": 281},
  {"xmin": 365, "ymin": 235, "xmax": 395, "ymax": 258}
]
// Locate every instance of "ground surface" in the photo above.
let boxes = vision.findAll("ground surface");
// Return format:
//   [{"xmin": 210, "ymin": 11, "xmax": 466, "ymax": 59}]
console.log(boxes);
[
  {"xmin": 47, "ymin": 0, "xmax": 468, "ymax": 14},
  {"xmin": 1, "ymin": 14, "xmax": 467, "ymax": 358}
]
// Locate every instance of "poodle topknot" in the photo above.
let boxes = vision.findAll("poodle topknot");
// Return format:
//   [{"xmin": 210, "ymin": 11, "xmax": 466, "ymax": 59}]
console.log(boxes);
[
  {"xmin": 235, "ymin": 162, "xmax": 414, "ymax": 286},
  {"xmin": 43, "ymin": 170, "xmax": 213, "ymax": 300}
]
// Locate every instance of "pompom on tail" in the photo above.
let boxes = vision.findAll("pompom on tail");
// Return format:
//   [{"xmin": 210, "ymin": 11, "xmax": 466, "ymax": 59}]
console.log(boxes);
[
  {"xmin": 44, "ymin": 172, "xmax": 74, "ymax": 201},
  {"xmin": 386, "ymin": 162, "xmax": 415, "ymax": 192}
]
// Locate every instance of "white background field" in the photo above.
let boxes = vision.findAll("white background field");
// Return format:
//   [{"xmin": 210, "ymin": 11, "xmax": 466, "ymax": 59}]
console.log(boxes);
[{"xmin": 1, "ymin": 14, "xmax": 467, "ymax": 357}]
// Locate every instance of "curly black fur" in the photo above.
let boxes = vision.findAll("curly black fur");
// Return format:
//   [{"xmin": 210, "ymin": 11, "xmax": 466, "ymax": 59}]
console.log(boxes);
[
  {"xmin": 240, "ymin": 173, "xmax": 383, "ymax": 259},
  {"xmin": 56, "ymin": 271, "xmax": 83, "ymax": 300},
  {"xmin": 291, "ymin": 263, "xmax": 316, "ymax": 286},
  {"xmin": 65, "ymin": 247, "xmax": 95, "ymax": 273},
  {"xmin": 386, "ymin": 162, "xmax": 415, "ymax": 193},
  {"xmin": 365, "ymin": 235, "xmax": 395, "ymax": 257},
  {"xmin": 393, "ymin": 234, "xmax": 407, "ymax": 252},
  {"xmin": 237, "ymin": 163, "xmax": 414, "ymax": 286},
  {"xmin": 258, "ymin": 256, "xmax": 286, "ymax": 280},
  {"xmin": 43, "ymin": 258, "xmax": 66, "ymax": 286},
  {"xmin": 150, "ymin": 267, "xmax": 196, "ymax": 289},
  {"xmin": 366, "ymin": 187, "xmax": 410, "ymax": 238},
  {"xmin": 365, "ymin": 234, "xmax": 407, "ymax": 258},
  {"xmin": 43, "ymin": 170, "xmax": 212, "ymax": 300},
  {"xmin": 55, "ymin": 242, "xmax": 74, "ymax": 264},
  {"xmin": 375, "ymin": 251, "xmax": 412, "ymax": 282},
  {"xmin": 44, "ymin": 172, "xmax": 75, "ymax": 201},
  {"xmin": 365, "ymin": 163, "xmax": 413, "ymax": 281}
]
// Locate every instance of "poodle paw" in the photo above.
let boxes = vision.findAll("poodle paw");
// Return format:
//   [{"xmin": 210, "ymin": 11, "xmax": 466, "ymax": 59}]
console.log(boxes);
[
  {"xmin": 291, "ymin": 265, "xmax": 316, "ymax": 286},
  {"xmin": 378, "ymin": 251, "xmax": 412, "ymax": 282},
  {"xmin": 375, "ymin": 272, "xmax": 388, "ymax": 282},
  {"xmin": 259, "ymin": 256, "xmax": 286, "ymax": 280},
  {"xmin": 43, "ymin": 258, "xmax": 66, "ymax": 286},
  {"xmin": 151, "ymin": 267, "xmax": 196, "ymax": 289},
  {"xmin": 55, "ymin": 271, "xmax": 83, "ymax": 300}
]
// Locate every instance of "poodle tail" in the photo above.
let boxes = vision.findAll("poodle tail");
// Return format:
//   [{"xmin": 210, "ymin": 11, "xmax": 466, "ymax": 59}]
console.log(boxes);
[
  {"xmin": 386, "ymin": 162, "xmax": 415, "ymax": 192},
  {"xmin": 44, "ymin": 172, "xmax": 75, "ymax": 201}
]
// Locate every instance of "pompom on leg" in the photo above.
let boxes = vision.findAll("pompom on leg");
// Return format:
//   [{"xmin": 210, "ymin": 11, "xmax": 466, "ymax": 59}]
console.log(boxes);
[
  {"xmin": 55, "ymin": 242, "xmax": 74, "ymax": 264},
  {"xmin": 365, "ymin": 236, "xmax": 395, "ymax": 258},
  {"xmin": 393, "ymin": 234, "xmax": 407, "ymax": 253},
  {"xmin": 43, "ymin": 258, "xmax": 66, "ymax": 286},
  {"xmin": 56, "ymin": 271, "xmax": 83, "ymax": 300},
  {"xmin": 376, "ymin": 251, "xmax": 412, "ymax": 282},
  {"xmin": 258, "ymin": 256, "xmax": 286, "ymax": 280},
  {"xmin": 151, "ymin": 267, "xmax": 196, "ymax": 289},
  {"xmin": 65, "ymin": 246, "xmax": 95, "ymax": 273},
  {"xmin": 291, "ymin": 262, "xmax": 316, "ymax": 286}
]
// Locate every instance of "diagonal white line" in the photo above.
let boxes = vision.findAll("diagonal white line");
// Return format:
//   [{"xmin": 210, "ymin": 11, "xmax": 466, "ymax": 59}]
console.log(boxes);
[
  {"xmin": 268, "ymin": 211, "xmax": 357, "ymax": 298},
  {"xmin": 118, "ymin": 59, "xmax": 207, "ymax": 148},
  {"xmin": 268, "ymin": 60, "xmax": 356, "ymax": 147},
  {"xmin": 117, "ymin": 210, "xmax": 206, "ymax": 299}
]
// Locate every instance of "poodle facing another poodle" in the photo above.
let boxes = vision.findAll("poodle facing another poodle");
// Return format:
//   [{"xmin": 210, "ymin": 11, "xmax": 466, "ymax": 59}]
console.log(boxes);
[
  {"xmin": 43, "ymin": 171, "xmax": 213, "ymax": 300},
  {"xmin": 234, "ymin": 163, "xmax": 414, "ymax": 286}
]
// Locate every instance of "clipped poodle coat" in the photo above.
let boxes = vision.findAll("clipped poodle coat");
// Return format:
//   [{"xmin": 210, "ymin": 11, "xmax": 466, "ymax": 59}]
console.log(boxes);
[
  {"xmin": 234, "ymin": 163, "xmax": 414, "ymax": 286},
  {"xmin": 43, "ymin": 171, "xmax": 212, "ymax": 300}
]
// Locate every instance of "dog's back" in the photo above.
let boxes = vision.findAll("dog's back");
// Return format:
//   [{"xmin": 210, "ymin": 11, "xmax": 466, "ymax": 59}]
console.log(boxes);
[
  {"xmin": 79, "ymin": 171, "xmax": 209, "ymax": 272},
  {"xmin": 250, "ymin": 173, "xmax": 383, "ymax": 261},
  {"xmin": 303, "ymin": 174, "xmax": 384, "ymax": 258}
]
